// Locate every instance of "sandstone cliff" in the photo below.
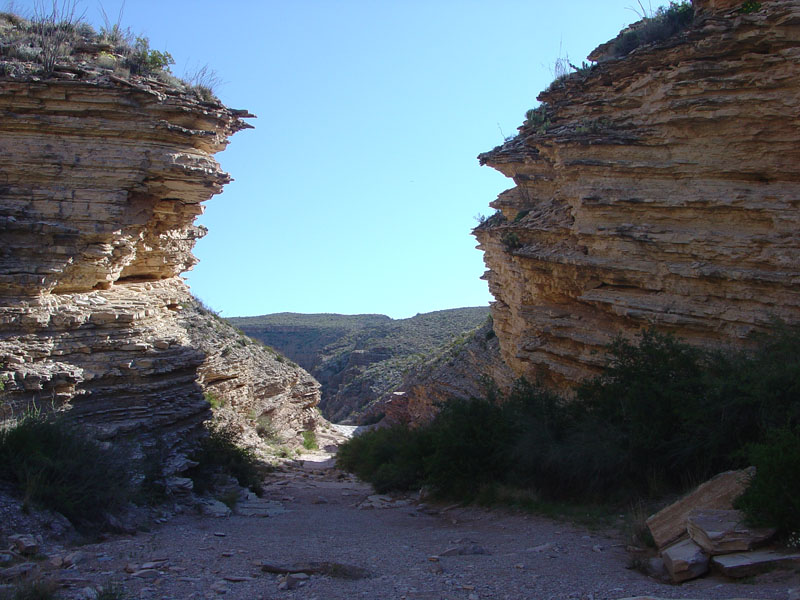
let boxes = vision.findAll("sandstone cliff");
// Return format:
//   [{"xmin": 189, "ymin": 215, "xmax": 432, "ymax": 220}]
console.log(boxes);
[
  {"xmin": 474, "ymin": 0, "xmax": 800, "ymax": 388},
  {"xmin": 0, "ymin": 21, "xmax": 322, "ymax": 462}
]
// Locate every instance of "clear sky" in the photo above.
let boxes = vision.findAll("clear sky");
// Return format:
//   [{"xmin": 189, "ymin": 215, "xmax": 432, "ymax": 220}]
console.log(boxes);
[{"xmin": 15, "ymin": 0, "xmax": 644, "ymax": 318}]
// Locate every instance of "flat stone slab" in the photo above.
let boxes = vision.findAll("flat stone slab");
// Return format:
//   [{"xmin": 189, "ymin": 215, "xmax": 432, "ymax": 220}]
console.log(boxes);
[
  {"xmin": 661, "ymin": 538, "xmax": 709, "ymax": 583},
  {"xmin": 712, "ymin": 549, "xmax": 800, "ymax": 578},
  {"xmin": 687, "ymin": 509, "xmax": 775, "ymax": 555},
  {"xmin": 646, "ymin": 467, "xmax": 755, "ymax": 549}
]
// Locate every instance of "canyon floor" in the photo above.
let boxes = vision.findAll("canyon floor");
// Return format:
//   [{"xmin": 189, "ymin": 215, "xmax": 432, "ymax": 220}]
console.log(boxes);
[{"xmin": 4, "ymin": 434, "xmax": 799, "ymax": 600}]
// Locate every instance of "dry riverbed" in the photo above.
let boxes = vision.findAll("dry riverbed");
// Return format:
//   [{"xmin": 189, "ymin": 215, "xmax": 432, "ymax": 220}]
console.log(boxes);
[{"xmin": 2, "ymin": 444, "xmax": 799, "ymax": 600}]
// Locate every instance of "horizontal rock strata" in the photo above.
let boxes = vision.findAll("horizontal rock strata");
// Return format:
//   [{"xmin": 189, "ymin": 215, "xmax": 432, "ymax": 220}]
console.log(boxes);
[
  {"xmin": 474, "ymin": 0, "xmax": 800, "ymax": 387},
  {"xmin": 0, "ymin": 67, "xmax": 303, "ymax": 456}
]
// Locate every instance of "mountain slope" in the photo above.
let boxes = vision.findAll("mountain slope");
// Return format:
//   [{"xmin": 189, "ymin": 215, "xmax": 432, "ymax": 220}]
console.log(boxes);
[{"xmin": 229, "ymin": 307, "xmax": 490, "ymax": 422}]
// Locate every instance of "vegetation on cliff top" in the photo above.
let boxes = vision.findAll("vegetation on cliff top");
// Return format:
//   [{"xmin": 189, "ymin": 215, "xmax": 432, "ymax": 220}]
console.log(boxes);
[
  {"xmin": 338, "ymin": 324, "xmax": 800, "ymax": 535},
  {"xmin": 0, "ymin": 3, "xmax": 219, "ymax": 100}
]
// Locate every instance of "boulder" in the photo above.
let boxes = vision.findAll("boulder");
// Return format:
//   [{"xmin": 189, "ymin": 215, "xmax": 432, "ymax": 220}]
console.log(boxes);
[
  {"xmin": 711, "ymin": 549, "xmax": 800, "ymax": 578},
  {"xmin": 687, "ymin": 509, "xmax": 775, "ymax": 555},
  {"xmin": 646, "ymin": 467, "xmax": 754, "ymax": 549},
  {"xmin": 661, "ymin": 538, "xmax": 709, "ymax": 583}
]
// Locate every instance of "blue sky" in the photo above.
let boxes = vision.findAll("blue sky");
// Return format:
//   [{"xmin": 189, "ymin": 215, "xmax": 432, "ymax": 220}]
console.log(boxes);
[{"xmin": 15, "ymin": 0, "xmax": 643, "ymax": 318}]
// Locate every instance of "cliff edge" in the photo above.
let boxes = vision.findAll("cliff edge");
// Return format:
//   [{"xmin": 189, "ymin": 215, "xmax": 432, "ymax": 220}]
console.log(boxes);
[
  {"xmin": 0, "ymin": 16, "xmax": 322, "ymax": 462},
  {"xmin": 475, "ymin": 0, "xmax": 800, "ymax": 387}
]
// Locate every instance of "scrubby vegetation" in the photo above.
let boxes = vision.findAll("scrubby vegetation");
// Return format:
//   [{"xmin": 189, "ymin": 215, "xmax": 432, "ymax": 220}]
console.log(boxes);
[
  {"xmin": 0, "ymin": 412, "xmax": 131, "ymax": 527},
  {"xmin": 338, "ymin": 325, "xmax": 800, "ymax": 534},
  {"xmin": 612, "ymin": 1, "xmax": 694, "ymax": 58},
  {"xmin": 186, "ymin": 422, "xmax": 266, "ymax": 497},
  {"xmin": 0, "ymin": 3, "xmax": 219, "ymax": 99}
]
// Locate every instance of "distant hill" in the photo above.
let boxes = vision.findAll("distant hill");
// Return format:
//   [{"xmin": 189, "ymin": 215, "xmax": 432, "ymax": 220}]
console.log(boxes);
[{"xmin": 228, "ymin": 307, "xmax": 490, "ymax": 423}]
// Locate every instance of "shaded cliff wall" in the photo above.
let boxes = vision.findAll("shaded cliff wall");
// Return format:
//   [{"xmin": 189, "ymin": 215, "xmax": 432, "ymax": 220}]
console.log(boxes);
[{"xmin": 474, "ymin": 0, "xmax": 800, "ymax": 388}]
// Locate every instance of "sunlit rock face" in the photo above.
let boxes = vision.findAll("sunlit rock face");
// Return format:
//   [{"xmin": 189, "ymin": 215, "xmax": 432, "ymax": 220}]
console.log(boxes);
[
  {"xmin": 0, "ymin": 66, "xmax": 295, "ymax": 455},
  {"xmin": 474, "ymin": 0, "xmax": 800, "ymax": 388}
]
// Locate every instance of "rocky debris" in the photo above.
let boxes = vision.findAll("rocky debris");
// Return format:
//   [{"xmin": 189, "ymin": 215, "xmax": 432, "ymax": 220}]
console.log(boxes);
[
  {"xmin": 197, "ymin": 499, "xmax": 232, "ymax": 518},
  {"xmin": 660, "ymin": 539, "xmax": 709, "ymax": 583},
  {"xmin": 7, "ymin": 534, "xmax": 39, "ymax": 555},
  {"xmin": 439, "ymin": 544, "xmax": 491, "ymax": 557},
  {"xmin": 711, "ymin": 549, "xmax": 800, "ymax": 578},
  {"xmin": 687, "ymin": 509, "xmax": 775, "ymax": 554},
  {"xmin": 358, "ymin": 494, "xmax": 411, "ymax": 510},
  {"xmin": 475, "ymin": 0, "xmax": 800, "ymax": 389},
  {"xmin": 259, "ymin": 561, "xmax": 371, "ymax": 580},
  {"xmin": 0, "ymin": 562, "xmax": 38, "ymax": 582},
  {"xmin": 646, "ymin": 468, "xmax": 754, "ymax": 550}
]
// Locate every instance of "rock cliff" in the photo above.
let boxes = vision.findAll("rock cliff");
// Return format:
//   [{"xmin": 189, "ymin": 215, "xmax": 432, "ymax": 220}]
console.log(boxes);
[
  {"xmin": 0, "ymin": 26, "xmax": 322, "ymax": 459},
  {"xmin": 474, "ymin": 0, "xmax": 800, "ymax": 388}
]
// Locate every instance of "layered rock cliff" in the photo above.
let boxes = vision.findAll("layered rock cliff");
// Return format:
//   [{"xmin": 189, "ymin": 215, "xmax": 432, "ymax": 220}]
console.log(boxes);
[
  {"xmin": 0, "ymin": 25, "xmax": 322, "ymax": 458},
  {"xmin": 474, "ymin": 0, "xmax": 800, "ymax": 388}
]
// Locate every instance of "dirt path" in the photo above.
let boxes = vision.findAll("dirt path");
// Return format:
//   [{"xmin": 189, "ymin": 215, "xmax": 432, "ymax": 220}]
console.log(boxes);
[{"xmin": 18, "ymin": 445, "xmax": 793, "ymax": 600}]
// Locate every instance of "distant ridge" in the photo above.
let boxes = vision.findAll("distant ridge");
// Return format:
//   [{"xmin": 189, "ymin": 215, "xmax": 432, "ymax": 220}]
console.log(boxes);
[{"xmin": 228, "ymin": 307, "xmax": 490, "ymax": 423}]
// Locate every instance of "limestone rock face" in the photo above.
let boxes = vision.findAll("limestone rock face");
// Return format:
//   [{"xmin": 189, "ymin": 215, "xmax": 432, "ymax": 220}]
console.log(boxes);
[
  {"xmin": 0, "ymin": 69, "xmax": 285, "ymax": 454},
  {"xmin": 475, "ymin": 0, "xmax": 800, "ymax": 388}
]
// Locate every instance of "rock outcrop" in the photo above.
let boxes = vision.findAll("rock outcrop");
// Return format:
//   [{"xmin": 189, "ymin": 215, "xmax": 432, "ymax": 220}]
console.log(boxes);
[
  {"xmin": 0, "ymin": 30, "xmax": 321, "ymax": 458},
  {"xmin": 179, "ymin": 300, "xmax": 324, "ymax": 448},
  {"xmin": 474, "ymin": 0, "xmax": 800, "ymax": 388},
  {"xmin": 367, "ymin": 319, "xmax": 517, "ymax": 427}
]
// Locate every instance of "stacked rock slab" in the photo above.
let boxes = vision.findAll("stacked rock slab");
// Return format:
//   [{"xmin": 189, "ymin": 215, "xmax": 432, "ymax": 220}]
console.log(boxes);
[
  {"xmin": 474, "ymin": 0, "xmax": 800, "ymax": 387},
  {"xmin": 0, "ymin": 68, "xmax": 261, "ymax": 451}
]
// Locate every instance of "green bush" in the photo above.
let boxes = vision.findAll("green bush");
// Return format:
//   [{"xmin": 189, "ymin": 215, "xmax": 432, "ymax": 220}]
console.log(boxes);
[
  {"xmin": 126, "ymin": 36, "xmax": 174, "ymax": 75},
  {"xmin": 423, "ymin": 398, "xmax": 510, "ymax": 498},
  {"xmin": 336, "ymin": 426, "xmax": 429, "ymax": 493},
  {"xmin": 302, "ymin": 430, "xmax": 318, "ymax": 450},
  {"xmin": 338, "ymin": 325, "xmax": 800, "ymax": 507},
  {"xmin": 735, "ymin": 427, "xmax": 800, "ymax": 534},
  {"xmin": 186, "ymin": 422, "xmax": 265, "ymax": 496},
  {"xmin": 0, "ymin": 414, "xmax": 131, "ymax": 527}
]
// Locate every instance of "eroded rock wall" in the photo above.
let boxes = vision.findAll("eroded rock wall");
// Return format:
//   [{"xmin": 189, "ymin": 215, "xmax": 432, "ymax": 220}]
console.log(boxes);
[
  {"xmin": 0, "ymin": 69, "xmax": 321, "ymax": 455},
  {"xmin": 474, "ymin": 0, "xmax": 800, "ymax": 388}
]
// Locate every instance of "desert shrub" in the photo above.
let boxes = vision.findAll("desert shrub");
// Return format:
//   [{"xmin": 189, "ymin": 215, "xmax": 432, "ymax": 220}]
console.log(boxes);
[
  {"xmin": 739, "ymin": 1, "xmax": 761, "ymax": 13},
  {"xmin": 126, "ymin": 36, "xmax": 173, "ymax": 75},
  {"xmin": 336, "ymin": 426, "xmax": 429, "ymax": 493},
  {"xmin": 613, "ymin": 1, "xmax": 694, "ymax": 58},
  {"xmin": 0, "ymin": 413, "xmax": 131, "ymax": 527},
  {"xmin": 423, "ymin": 397, "xmax": 510, "ymax": 498},
  {"xmin": 186, "ymin": 422, "xmax": 264, "ymax": 496},
  {"xmin": 255, "ymin": 415, "xmax": 278, "ymax": 441},
  {"xmin": 302, "ymin": 430, "xmax": 318, "ymax": 450},
  {"xmin": 523, "ymin": 104, "xmax": 551, "ymax": 133},
  {"xmin": 338, "ymin": 325, "xmax": 800, "ymax": 507},
  {"xmin": 735, "ymin": 427, "xmax": 800, "ymax": 534},
  {"xmin": 1, "ymin": 576, "xmax": 58, "ymax": 600},
  {"xmin": 204, "ymin": 391, "xmax": 224, "ymax": 409},
  {"xmin": 500, "ymin": 232, "xmax": 522, "ymax": 251}
]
